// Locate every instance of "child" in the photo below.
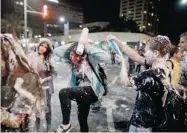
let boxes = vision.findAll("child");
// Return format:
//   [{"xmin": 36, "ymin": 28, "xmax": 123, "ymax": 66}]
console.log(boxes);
[
  {"xmin": 166, "ymin": 46, "xmax": 182, "ymax": 88},
  {"xmin": 54, "ymin": 41, "xmax": 111, "ymax": 132},
  {"xmin": 107, "ymin": 34, "xmax": 186, "ymax": 132}
]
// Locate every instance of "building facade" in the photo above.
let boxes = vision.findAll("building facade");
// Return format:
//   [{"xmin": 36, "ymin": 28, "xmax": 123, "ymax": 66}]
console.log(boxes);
[
  {"xmin": 2, "ymin": 0, "xmax": 84, "ymax": 38},
  {"xmin": 119, "ymin": 0, "xmax": 161, "ymax": 35}
]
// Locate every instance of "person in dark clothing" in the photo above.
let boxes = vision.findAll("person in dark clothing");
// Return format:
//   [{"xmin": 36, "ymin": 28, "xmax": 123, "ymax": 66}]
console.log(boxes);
[
  {"xmin": 135, "ymin": 49, "xmax": 145, "ymax": 73},
  {"xmin": 54, "ymin": 41, "xmax": 111, "ymax": 132},
  {"xmin": 111, "ymin": 50, "xmax": 116, "ymax": 64},
  {"xmin": 128, "ymin": 58, "xmax": 135, "ymax": 75},
  {"xmin": 107, "ymin": 34, "xmax": 187, "ymax": 132}
]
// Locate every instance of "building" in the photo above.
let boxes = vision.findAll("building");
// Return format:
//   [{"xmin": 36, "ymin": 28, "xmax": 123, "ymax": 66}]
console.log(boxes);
[
  {"xmin": 2, "ymin": 0, "xmax": 84, "ymax": 38},
  {"xmin": 48, "ymin": 32, "xmax": 152, "ymax": 48},
  {"xmin": 119, "ymin": 0, "xmax": 161, "ymax": 35}
]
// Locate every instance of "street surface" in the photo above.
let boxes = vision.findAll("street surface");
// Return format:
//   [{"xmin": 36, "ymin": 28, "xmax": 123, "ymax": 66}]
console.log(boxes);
[{"xmin": 39, "ymin": 61, "xmax": 137, "ymax": 132}]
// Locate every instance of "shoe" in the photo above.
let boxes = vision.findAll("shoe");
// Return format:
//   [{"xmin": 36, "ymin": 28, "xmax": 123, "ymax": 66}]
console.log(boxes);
[
  {"xmin": 90, "ymin": 106, "xmax": 101, "ymax": 112},
  {"xmin": 56, "ymin": 124, "xmax": 72, "ymax": 133},
  {"xmin": 90, "ymin": 103, "xmax": 101, "ymax": 112}
]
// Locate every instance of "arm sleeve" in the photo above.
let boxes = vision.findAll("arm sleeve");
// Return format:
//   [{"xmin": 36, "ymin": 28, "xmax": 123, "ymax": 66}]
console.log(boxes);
[
  {"xmin": 53, "ymin": 43, "xmax": 72, "ymax": 59},
  {"xmin": 85, "ymin": 44, "xmax": 111, "ymax": 64}
]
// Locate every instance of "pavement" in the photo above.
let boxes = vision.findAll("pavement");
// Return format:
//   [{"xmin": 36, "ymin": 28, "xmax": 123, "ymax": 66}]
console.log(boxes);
[{"xmin": 39, "ymin": 62, "xmax": 137, "ymax": 132}]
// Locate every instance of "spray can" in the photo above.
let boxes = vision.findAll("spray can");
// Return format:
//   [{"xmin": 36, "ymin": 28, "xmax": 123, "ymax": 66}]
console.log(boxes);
[
  {"xmin": 109, "ymin": 40, "xmax": 123, "ymax": 56},
  {"xmin": 76, "ymin": 28, "xmax": 89, "ymax": 55}
]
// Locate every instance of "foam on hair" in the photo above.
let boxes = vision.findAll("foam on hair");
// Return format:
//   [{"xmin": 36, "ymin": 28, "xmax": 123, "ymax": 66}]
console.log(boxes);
[{"xmin": 147, "ymin": 35, "xmax": 171, "ymax": 57}]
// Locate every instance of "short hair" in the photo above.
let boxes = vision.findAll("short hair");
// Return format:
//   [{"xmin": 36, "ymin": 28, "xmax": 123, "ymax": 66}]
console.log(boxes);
[
  {"xmin": 169, "ymin": 46, "xmax": 180, "ymax": 58},
  {"xmin": 147, "ymin": 35, "xmax": 171, "ymax": 57},
  {"xmin": 180, "ymin": 32, "xmax": 187, "ymax": 40}
]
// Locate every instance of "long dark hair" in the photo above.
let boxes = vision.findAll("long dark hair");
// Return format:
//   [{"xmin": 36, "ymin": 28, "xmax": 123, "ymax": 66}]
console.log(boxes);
[
  {"xmin": 38, "ymin": 42, "xmax": 53, "ymax": 74},
  {"xmin": 66, "ymin": 42, "xmax": 86, "ymax": 64}
]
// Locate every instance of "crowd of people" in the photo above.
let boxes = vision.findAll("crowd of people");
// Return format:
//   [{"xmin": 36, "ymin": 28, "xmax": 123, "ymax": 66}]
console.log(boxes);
[{"xmin": 1, "ymin": 31, "xmax": 187, "ymax": 132}]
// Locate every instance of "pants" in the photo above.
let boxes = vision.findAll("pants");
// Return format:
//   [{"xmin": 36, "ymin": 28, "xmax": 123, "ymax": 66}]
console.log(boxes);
[
  {"xmin": 59, "ymin": 86, "xmax": 98, "ymax": 132},
  {"xmin": 136, "ymin": 65, "xmax": 141, "ymax": 73},
  {"xmin": 36, "ymin": 89, "xmax": 52, "ymax": 131},
  {"xmin": 129, "ymin": 125, "xmax": 152, "ymax": 132},
  {"xmin": 112, "ymin": 57, "xmax": 115, "ymax": 64}
]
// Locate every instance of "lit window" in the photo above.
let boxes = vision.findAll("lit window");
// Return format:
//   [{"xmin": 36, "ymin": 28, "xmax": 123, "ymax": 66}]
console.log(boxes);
[
  {"xmin": 144, "ymin": 10, "xmax": 147, "ymax": 14},
  {"xmin": 148, "ymin": 23, "xmax": 151, "ymax": 26},
  {"xmin": 128, "ymin": 11, "xmax": 132, "ymax": 13},
  {"xmin": 20, "ymin": 2, "xmax": 23, "ymax": 5},
  {"xmin": 157, "ymin": 19, "xmax": 159, "ymax": 21},
  {"xmin": 151, "ymin": 13, "xmax": 154, "ymax": 16}
]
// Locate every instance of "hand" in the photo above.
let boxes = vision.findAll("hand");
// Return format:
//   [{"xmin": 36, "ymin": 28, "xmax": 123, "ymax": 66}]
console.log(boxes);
[{"xmin": 106, "ymin": 34, "xmax": 120, "ymax": 43}]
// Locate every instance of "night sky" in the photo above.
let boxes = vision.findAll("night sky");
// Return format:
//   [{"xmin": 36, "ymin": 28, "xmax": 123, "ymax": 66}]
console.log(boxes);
[
  {"xmin": 2, "ymin": 0, "xmax": 187, "ymax": 43},
  {"xmin": 82, "ymin": 0, "xmax": 187, "ymax": 44}
]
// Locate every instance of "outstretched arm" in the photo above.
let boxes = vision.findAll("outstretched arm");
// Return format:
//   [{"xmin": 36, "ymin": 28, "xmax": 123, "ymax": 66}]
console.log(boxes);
[
  {"xmin": 107, "ymin": 34, "xmax": 145, "ymax": 65},
  {"xmin": 120, "ymin": 59, "xmax": 132, "ymax": 87}
]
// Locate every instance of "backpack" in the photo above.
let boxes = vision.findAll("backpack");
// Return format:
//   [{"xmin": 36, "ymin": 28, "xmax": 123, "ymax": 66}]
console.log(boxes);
[
  {"xmin": 166, "ymin": 59, "xmax": 174, "ymax": 82},
  {"xmin": 87, "ymin": 59, "xmax": 108, "ymax": 96},
  {"xmin": 166, "ymin": 59, "xmax": 174, "ymax": 70}
]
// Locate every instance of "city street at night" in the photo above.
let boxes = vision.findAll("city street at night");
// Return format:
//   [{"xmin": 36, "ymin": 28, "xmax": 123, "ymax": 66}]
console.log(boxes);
[{"xmin": 41, "ymin": 61, "xmax": 137, "ymax": 132}]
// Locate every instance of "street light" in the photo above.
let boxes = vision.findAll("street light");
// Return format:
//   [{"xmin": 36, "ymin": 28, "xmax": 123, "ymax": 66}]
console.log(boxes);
[
  {"xmin": 43, "ymin": 5, "xmax": 48, "ymax": 18},
  {"xmin": 181, "ymin": 0, "xmax": 187, "ymax": 4},
  {"xmin": 59, "ymin": 17, "xmax": 65, "ymax": 22}
]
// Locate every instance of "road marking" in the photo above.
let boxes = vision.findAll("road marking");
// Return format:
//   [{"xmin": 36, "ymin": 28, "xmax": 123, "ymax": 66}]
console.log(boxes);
[{"xmin": 106, "ymin": 108, "xmax": 115, "ymax": 132}]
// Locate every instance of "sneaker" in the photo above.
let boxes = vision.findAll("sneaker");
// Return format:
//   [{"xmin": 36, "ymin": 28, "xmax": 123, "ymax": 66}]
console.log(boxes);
[
  {"xmin": 90, "ymin": 100, "xmax": 102, "ymax": 112},
  {"xmin": 56, "ymin": 124, "xmax": 72, "ymax": 133},
  {"xmin": 90, "ymin": 106, "xmax": 101, "ymax": 112}
]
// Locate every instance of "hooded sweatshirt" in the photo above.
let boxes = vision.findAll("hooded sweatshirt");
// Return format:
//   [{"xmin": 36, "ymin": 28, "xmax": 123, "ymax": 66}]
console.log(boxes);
[{"xmin": 28, "ymin": 38, "xmax": 54, "ymax": 94}]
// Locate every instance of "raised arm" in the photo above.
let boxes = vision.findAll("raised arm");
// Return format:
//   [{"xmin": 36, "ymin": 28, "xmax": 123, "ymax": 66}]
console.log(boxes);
[
  {"xmin": 107, "ymin": 34, "xmax": 145, "ymax": 65},
  {"xmin": 85, "ymin": 43, "xmax": 111, "ymax": 64},
  {"xmin": 53, "ymin": 43, "xmax": 73, "ymax": 59}
]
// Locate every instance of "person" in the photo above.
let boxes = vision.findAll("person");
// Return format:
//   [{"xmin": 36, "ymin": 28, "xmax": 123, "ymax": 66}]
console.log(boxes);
[
  {"xmin": 107, "ymin": 34, "xmax": 187, "ymax": 132},
  {"xmin": 176, "ymin": 31, "xmax": 187, "ymax": 99},
  {"xmin": 135, "ymin": 49, "xmax": 145, "ymax": 73},
  {"xmin": 54, "ymin": 41, "xmax": 111, "ymax": 132},
  {"xmin": 28, "ymin": 38, "xmax": 55, "ymax": 132},
  {"xmin": 176, "ymin": 31, "xmax": 187, "ymax": 131},
  {"xmin": 166, "ymin": 46, "xmax": 182, "ymax": 88},
  {"xmin": 1, "ymin": 34, "xmax": 45, "ymax": 132},
  {"xmin": 111, "ymin": 50, "xmax": 116, "ymax": 64},
  {"xmin": 128, "ymin": 57, "xmax": 135, "ymax": 75}
]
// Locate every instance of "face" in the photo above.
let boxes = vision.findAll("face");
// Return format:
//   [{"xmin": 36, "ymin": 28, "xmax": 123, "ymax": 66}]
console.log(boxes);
[
  {"xmin": 179, "ymin": 36, "xmax": 187, "ymax": 52},
  {"xmin": 69, "ymin": 51, "xmax": 82, "ymax": 65},
  {"xmin": 174, "ymin": 49, "xmax": 182, "ymax": 60},
  {"xmin": 38, "ymin": 42, "xmax": 48, "ymax": 54},
  {"xmin": 144, "ymin": 46, "xmax": 159, "ymax": 65}
]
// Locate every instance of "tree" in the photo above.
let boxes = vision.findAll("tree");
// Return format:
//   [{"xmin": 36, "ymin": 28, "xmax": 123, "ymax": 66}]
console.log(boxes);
[{"xmin": 2, "ymin": 13, "xmax": 24, "ymax": 40}]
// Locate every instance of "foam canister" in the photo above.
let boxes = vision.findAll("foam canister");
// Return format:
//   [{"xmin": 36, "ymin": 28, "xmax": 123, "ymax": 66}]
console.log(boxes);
[
  {"xmin": 109, "ymin": 40, "xmax": 123, "ymax": 56},
  {"xmin": 76, "ymin": 28, "xmax": 89, "ymax": 55}
]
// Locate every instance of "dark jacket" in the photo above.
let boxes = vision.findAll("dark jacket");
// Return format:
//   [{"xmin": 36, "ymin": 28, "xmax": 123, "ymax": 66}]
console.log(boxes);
[{"xmin": 130, "ymin": 68, "xmax": 187, "ymax": 131}]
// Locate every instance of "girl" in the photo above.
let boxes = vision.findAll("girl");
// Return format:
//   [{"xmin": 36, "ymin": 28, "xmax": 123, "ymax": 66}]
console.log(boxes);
[
  {"xmin": 54, "ymin": 41, "xmax": 111, "ymax": 132},
  {"xmin": 107, "ymin": 35, "xmax": 186, "ymax": 132},
  {"xmin": 28, "ymin": 38, "xmax": 54, "ymax": 132}
]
